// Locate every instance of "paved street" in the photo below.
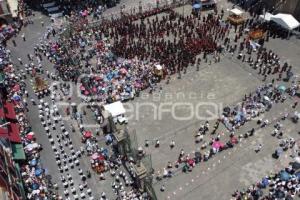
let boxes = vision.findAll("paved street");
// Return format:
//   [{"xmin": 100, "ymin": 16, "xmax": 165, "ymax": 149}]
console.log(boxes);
[
  {"xmin": 5, "ymin": 0, "xmax": 300, "ymax": 199},
  {"xmin": 6, "ymin": 11, "xmax": 116, "ymax": 199}
]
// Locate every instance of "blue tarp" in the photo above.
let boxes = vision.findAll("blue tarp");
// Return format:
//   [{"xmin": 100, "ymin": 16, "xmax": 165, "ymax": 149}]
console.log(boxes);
[{"xmin": 280, "ymin": 171, "xmax": 291, "ymax": 181}]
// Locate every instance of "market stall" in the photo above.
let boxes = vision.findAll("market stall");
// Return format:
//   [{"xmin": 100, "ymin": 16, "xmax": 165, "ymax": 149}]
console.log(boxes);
[
  {"xmin": 270, "ymin": 13, "xmax": 300, "ymax": 31},
  {"xmin": 104, "ymin": 101, "xmax": 128, "ymax": 124}
]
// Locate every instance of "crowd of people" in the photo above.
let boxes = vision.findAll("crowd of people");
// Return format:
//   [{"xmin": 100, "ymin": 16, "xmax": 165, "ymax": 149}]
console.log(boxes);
[
  {"xmin": 41, "ymin": 6, "xmax": 229, "ymax": 105},
  {"xmin": 1, "ymin": 0, "xmax": 300, "ymax": 199},
  {"xmin": 136, "ymin": 7, "xmax": 300, "ymax": 192},
  {"xmin": 0, "ymin": 45, "xmax": 51, "ymax": 198},
  {"xmin": 232, "ymin": 166, "xmax": 300, "ymax": 200}
]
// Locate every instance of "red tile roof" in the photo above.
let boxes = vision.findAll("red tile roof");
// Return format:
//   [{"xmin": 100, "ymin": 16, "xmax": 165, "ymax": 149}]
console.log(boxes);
[
  {"xmin": 4, "ymin": 102, "xmax": 16, "ymax": 120},
  {"xmin": 0, "ymin": 123, "xmax": 21, "ymax": 143}
]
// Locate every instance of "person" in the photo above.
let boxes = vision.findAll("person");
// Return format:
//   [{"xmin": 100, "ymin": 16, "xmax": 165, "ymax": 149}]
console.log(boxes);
[
  {"xmin": 155, "ymin": 139, "xmax": 160, "ymax": 148},
  {"xmin": 101, "ymin": 192, "xmax": 106, "ymax": 199},
  {"xmin": 170, "ymin": 140, "xmax": 175, "ymax": 149},
  {"xmin": 99, "ymin": 173, "xmax": 105, "ymax": 180},
  {"xmin": 87, "ymin": 170, "xmax": 91, "ymax": 178},
  {"xmin": 31, "ymin": 98, "xmax": 36, "ymax": 105},
  {"xmin": 255, "ymin": 144, "xmax": 262, "ymax": 153},
  {"xmin": 137, "ymin": 145, "xmax": 144, "ymax": 156},
  {"xmin": 12, "ymin": 39, "xmax": 16, "ymax": 47},
  {"xmin": 21, "ymin": 33, "xmax": 25, "ymax": 41},
  {"xmin": 18, "ymin": 57, "xmax": 22, "ymax": 65},
  {"xmin": 160, "ymin": 185, "xmax": 165, "ymax": 192},
  {"xmin": 293, "ymin": 101, "xmax": 298, "ymax": 108}
]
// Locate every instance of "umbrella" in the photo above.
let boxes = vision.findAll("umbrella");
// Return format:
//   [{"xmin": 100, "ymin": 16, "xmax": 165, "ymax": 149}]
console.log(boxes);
[
  {"xmin": 276, "ymin": 148, "xmax": 283, "ymax": 156},
  {"xmin": 187, "ymin": 158, "xmax": 195, "ymax": 166},
  {"xmin": 84, "ymin": 90, "xmax": 89, "ymax": 95},
  {"xmin": 230, "ymin": 136, "xmax": 238, "ymax": 144},
  {"xmin": 295, "ymin": 171, "xmax": 300, "ymax": 179},
  {"xmin": 24, "ymin": 143, "xmax": 39, "ymax": 151},
  {"xmin": 134, "ymin": 82, "xmax": 142, "ymax": 88},
  {"xmin": 30, "ymin": 159, "xmax": 37, "ymax": 166},
  {"xmin": 120, "ymin": 68, "xmax": 127, "ymax": 74},
  {"xmin": 212, "ymin": 141, "xmax": 222, "ymax": 149},
  {"xmin": 291, "ymin": 162, "xmax": 300, "ymax": 170},
  {"xmin": 82, "ymin": 10, "xmax": 88, "ymax": 17},
  {"xmin": 101, "ymin": 148, "xmax": 109, "ymax": 157},
  {"xmin": 91, "ymin": 153, "xmax": 99, "ymax": 160},
  {"xmin": 193, "ymin": 3, "xmax": 202, "ymax": 9},
  {"xmin": 84, "ymin": 131, "xmax": 92, "ymax": 138},
  {"xmin": 31, "ymin": 183, "xmax": 39, "ymax": 190},
  {"xmin": 263, "ymin": 96, "xmax": 270, "ymax": 101},
  {"xmin": 12, "ymin": 94, "xmax": 21, "ymax": 101},
  {"xmin": 94, "ymin": 76, "xmax": 102, "ymax": 81},
  {"xmin": 98, "ymin": 154, "xmax": 105, "ymax": 161},
  {"xmin": 26, "ymin": 133, "xmax": 35, "ymax": 140},
  {"xmin": 12, "ymin": 84, "xmax": 20, "ymax": 92},
  {"xmin": 295, "ymin": 157, "xmax": 300, "ymax": 163},
  {"xmin": 280, "ymin": 171, "xmax": 291, "ymax": 181},
  {"xmin": 105, "ymin": 134, "xmax": 112, "ymax": 143},
  {"xmin": 261, "ymin": 177, "xmax": 269, "ymax": 187},
  {"xmin": 35, "ymin": 168, "xmax": 43, "ymax": 176},
  {"xmin": 80, "ymin": 85, "xmax": 85, "ymax": 90},
  {"xmin": 27, "ymin": 132, "xmax": 34, "ymax": 136},
  {"xmin": 234, "ymin": 114, "xmax": 242, "ymax": 122},
  {"xmin": 278, "ymin": 85, "xmax": 286, "ymax": 92}
]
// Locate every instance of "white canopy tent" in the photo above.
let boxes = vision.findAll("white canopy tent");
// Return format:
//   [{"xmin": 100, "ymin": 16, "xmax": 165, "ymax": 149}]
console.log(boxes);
[
  {"xmin": 230, "ymin": 8, "xmax": 243, "ymax": 16},
  {"xmin": 259, "ymin": 12, "xmax": 274, "ymax": 22},
  {"xmin": 104, "ymin": 101, "xmax": 126, "ymax": 117},
  {"xmin": 270, "ymin": 13, "xmax": 300, "ymax": 30}
]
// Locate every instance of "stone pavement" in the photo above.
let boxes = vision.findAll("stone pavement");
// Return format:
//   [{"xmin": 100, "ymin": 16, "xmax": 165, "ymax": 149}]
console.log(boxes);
[{"xmin": 5, "ymin": 0, "xmax": 300, "ymax": 199}]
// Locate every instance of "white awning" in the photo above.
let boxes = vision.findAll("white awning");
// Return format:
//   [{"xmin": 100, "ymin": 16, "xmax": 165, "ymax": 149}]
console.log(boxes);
[
  {"xmin": 259, "ymin": 12, "xmax": 274, "ymax": 21},
  {"xmin": 50, "ymin": 12, "xmax": 63, "ymax": 18},
  {"xmin": 41, "ymin": 2, "xmax": 56, "ymax": 8},
  {"xmin": 46, "ymin": 6, "xmax": 60, "ymax": 13},
  {"xmin": 104, "ymin": 101, "xmax": 126, "ymax": 117},
  {"xmin": 230, "ymin": 8, "xmax": 243, "ymax": 16},
  {"xmin": 6, "ymin": 0, "xmax": 18, "ymax": 17},
  {"xmin": 271, "ymin": 13, "xmax": 300, "ymax": 30}
]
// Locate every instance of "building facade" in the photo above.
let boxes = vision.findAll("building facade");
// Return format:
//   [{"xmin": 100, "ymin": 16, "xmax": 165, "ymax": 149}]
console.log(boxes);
[
  {"xmin": 0, "ymin": 0, "xmax": 19, "ymax": 24},
  {"xmin": 0, "ymin": 138, "xmax": 26, "ymax": 200}
]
